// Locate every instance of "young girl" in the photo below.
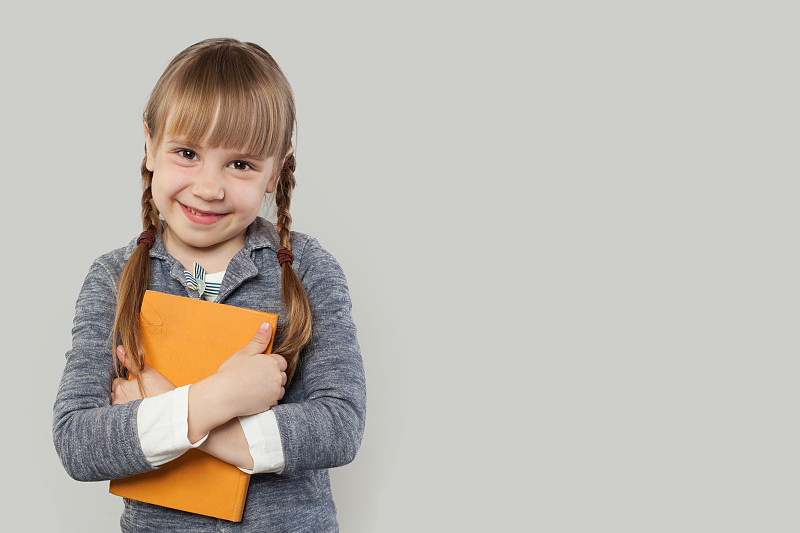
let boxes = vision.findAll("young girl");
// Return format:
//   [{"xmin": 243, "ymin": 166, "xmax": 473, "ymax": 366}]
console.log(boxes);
[{"xmin": 53, "ymin": 38, "xmax": 366, "ymax": 532}]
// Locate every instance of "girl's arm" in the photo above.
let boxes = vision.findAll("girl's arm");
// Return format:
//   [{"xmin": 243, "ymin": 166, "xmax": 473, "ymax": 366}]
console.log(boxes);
[
  {"xmin": 114, "ymin": 378, "xmax": 258, "ymax": 471},
  {"xmin": 269, "ymin": 237, "xmax": 367, "ymax": 473},
  {"xmin": 186, "ymin": 326, "xmax": 286, "ymax": 442},
  {"xmin": 53, "ymin": 259, "xmax": 152, "ymax": 481},
  {"xmin": 113, "ymin": 367, "xmax": 286, "ymax": 473},
  {"xmin": 111, "ymin": 371, "xmax": 261, "ymax": 471}
]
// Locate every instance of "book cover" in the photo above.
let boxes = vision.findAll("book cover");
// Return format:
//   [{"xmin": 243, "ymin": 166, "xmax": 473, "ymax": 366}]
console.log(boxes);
[{"xmin": 109, "ymin": 290, "xmax": 279, "ymax": 522}]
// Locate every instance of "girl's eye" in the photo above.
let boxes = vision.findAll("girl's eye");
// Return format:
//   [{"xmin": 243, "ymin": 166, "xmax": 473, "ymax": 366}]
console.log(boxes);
[
  {"xmin": 177, "ymin": 149, "xmax": 198, "ymax": 160},
  {"xmin": 230, "ymin": 161, "xmax": 253, "ymax": 170}
]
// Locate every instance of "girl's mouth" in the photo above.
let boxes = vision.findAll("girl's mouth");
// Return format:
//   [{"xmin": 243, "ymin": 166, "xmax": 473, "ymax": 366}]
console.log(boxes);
[{"xmin": 179, "ymin": 202, "xmax": 226, "ymax": 225}]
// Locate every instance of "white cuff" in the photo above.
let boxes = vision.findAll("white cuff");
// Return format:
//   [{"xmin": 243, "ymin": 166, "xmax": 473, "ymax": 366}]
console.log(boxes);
[
  {"xmin": 137, "ymin": 385, "xmax": 209, "ymax": 468},
  {"xmin": 237, "ymin": 410, "xmax": 285, "ymax": 474}
]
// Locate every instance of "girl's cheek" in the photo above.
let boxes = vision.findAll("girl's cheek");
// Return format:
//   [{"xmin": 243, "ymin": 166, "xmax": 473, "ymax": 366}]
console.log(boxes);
[
  {"xmin": 229, "ymin": 182, "xmax": 267, "ymax": 208},
  {"xmin": 165, "ymin": 169, "xmax": 195, "ymax": 190}
]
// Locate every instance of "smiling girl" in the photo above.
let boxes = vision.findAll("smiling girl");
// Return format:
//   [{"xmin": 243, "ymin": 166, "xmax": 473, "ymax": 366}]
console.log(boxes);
[{"xmin": 52, "ymin": 38, "xmax": 366, "ymax": 532}]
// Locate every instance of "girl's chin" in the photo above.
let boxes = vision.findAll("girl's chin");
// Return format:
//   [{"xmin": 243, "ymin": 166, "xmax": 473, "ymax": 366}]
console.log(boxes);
[{"xmin": 163, "ymin": 226, "xmax": 247, "ymax": 254}]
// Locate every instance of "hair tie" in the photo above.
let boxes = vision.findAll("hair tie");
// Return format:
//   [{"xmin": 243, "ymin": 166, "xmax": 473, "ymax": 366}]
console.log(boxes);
[
  {"xmin": 277, "ymin": 248, "xmax": 294, "ymax": 266},
  {"xmin": 137, "ymin": 230, "xmax": 156, "ymax": 250}
]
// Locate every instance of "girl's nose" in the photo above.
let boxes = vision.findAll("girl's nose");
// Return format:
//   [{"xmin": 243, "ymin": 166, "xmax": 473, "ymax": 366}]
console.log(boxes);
[{"xmin": 192, "ymin": 169, "xmax": 224, "ymax": 201}]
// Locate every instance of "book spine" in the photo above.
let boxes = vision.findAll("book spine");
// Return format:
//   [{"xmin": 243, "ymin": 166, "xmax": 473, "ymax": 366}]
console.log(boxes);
[{"xmin": 232, "ymin": 473, "xmax": 251, "ymax": 522}]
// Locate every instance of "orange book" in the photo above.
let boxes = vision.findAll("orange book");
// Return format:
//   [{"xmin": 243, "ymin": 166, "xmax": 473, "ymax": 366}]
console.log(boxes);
[{"xmin": 109, "ymin": 290, "xmax": 279, "ymax": 522}]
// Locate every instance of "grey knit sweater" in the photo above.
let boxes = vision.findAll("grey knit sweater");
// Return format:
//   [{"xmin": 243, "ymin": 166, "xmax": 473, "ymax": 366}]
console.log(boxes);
[{"xmin": 53, "ymin": 217, "xmax": 366, "ymax": 532}]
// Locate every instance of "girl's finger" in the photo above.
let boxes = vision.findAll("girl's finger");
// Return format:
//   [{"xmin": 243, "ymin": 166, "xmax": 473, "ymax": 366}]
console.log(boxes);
[
  {"xmin": 270, "ymin": 353, "xmax": 288, "ymax": 372},
  {"xmin": 116, "ymin": 346, "xmax": 130, "ymax": 370}
]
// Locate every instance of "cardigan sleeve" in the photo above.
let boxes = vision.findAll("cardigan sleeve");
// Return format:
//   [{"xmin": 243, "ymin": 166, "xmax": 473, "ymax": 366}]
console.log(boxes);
[
  {"xmin": 52, "ymin": 258, "xmax": 153, "ymax": 481},
  {"xmin": 272, "ymin": 237, "xmax": 367, "ymax": 474}
]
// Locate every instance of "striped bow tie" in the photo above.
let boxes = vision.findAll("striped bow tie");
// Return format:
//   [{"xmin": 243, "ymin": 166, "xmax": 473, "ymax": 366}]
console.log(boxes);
[{"xmin": 184, "ymin": 262, "xmax": 221, "ymax": 298}]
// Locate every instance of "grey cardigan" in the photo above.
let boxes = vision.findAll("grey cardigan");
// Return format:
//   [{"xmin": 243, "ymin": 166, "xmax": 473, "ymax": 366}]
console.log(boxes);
[{"xmin": 53, "ymin": 217, "xmax": 366, "ymax": 532}]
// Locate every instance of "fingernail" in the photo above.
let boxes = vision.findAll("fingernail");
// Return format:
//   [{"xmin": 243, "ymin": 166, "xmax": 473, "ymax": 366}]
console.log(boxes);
[{"xmin": 259, "ymin": 322, "xmax": 271, "ymax": 332}]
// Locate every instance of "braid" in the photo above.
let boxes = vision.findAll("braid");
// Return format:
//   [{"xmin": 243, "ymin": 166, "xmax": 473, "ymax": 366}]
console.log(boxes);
[
  {"xmin": 141, "ymin": 161, "xmax": 160, "ymax": 234},
  {"xmin": 274, "ymin": 154, "xmax": 312, "ymax": 382},
  {"xmin": 111, "ymin": 157, "xmax": 160, "ymax": 396}
]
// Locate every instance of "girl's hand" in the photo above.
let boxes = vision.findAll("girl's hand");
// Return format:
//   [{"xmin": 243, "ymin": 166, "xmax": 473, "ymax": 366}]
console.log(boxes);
[
  {"xmin": 110, "ymin": 346, "xmax": 176, "ymax": 404},
  {"xmin": 214, "ymin": 322, "xmax": 288, "ymax": 417}
]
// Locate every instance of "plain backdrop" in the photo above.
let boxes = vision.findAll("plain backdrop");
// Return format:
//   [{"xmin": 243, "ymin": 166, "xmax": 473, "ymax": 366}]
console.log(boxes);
[{"xmin": 1, "ymin": 1, "xmax": 797, "ymax": 531}]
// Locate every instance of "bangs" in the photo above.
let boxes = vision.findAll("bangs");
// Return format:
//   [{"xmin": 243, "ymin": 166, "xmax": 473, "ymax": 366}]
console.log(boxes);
[{"xmin": 149, "ymin": 43, "xmax": 293, "ymax": 159}]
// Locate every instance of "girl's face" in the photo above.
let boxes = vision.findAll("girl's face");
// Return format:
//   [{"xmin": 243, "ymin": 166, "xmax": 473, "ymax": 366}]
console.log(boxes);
[{"xmin": 146, "ymin": 130, "xmax": 284, "ymax": 271}]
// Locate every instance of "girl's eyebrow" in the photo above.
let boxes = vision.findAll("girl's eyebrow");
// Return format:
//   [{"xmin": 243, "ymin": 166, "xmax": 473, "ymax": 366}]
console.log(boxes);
[
  {"xmin": 165, "ymin": 139, "xmax": 201, "ymax": 149},
  {"xmin": 231, "ymin": 151, "xmax": 266, "ymax": 161},
  {"xmin": 165, "ymin": 139, "xmax": 265, "ymax": 161}
]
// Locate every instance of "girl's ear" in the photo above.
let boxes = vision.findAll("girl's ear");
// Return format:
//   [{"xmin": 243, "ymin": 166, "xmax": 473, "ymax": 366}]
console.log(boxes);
[
  {"xmin": 144, "ymin": 122, "xmax": 155, "ymax": 172},
  {"xmin": 265, "ymin": 174, "xmax": 279, "ymax": 194},
  {"xmin": 265, "ymin": 146, "xmax": 294, "ymax": 194}
]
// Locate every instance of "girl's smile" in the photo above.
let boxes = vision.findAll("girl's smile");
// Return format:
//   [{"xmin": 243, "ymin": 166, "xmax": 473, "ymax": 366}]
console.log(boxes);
[{"xmin": 179, "ymin": 201, "xmax": 228, "ymax": 225}]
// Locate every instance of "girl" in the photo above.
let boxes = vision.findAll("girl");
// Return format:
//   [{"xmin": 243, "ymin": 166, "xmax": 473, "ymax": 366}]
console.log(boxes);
[{"xmin": 53, "ymin": 38, "xmax": 366, "ymax": 532}]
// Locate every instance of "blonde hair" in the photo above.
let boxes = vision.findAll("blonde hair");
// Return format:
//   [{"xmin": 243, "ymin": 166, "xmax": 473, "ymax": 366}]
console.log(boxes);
[{"xmin": 113, "ymin": 38, "xmax": 311, "ymax": 390}]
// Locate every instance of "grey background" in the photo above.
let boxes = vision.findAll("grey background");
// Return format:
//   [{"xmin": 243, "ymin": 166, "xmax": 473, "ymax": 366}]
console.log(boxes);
[{"xmin": 1, "ymin": 0, "xmax": 797, "ymax": 531}]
